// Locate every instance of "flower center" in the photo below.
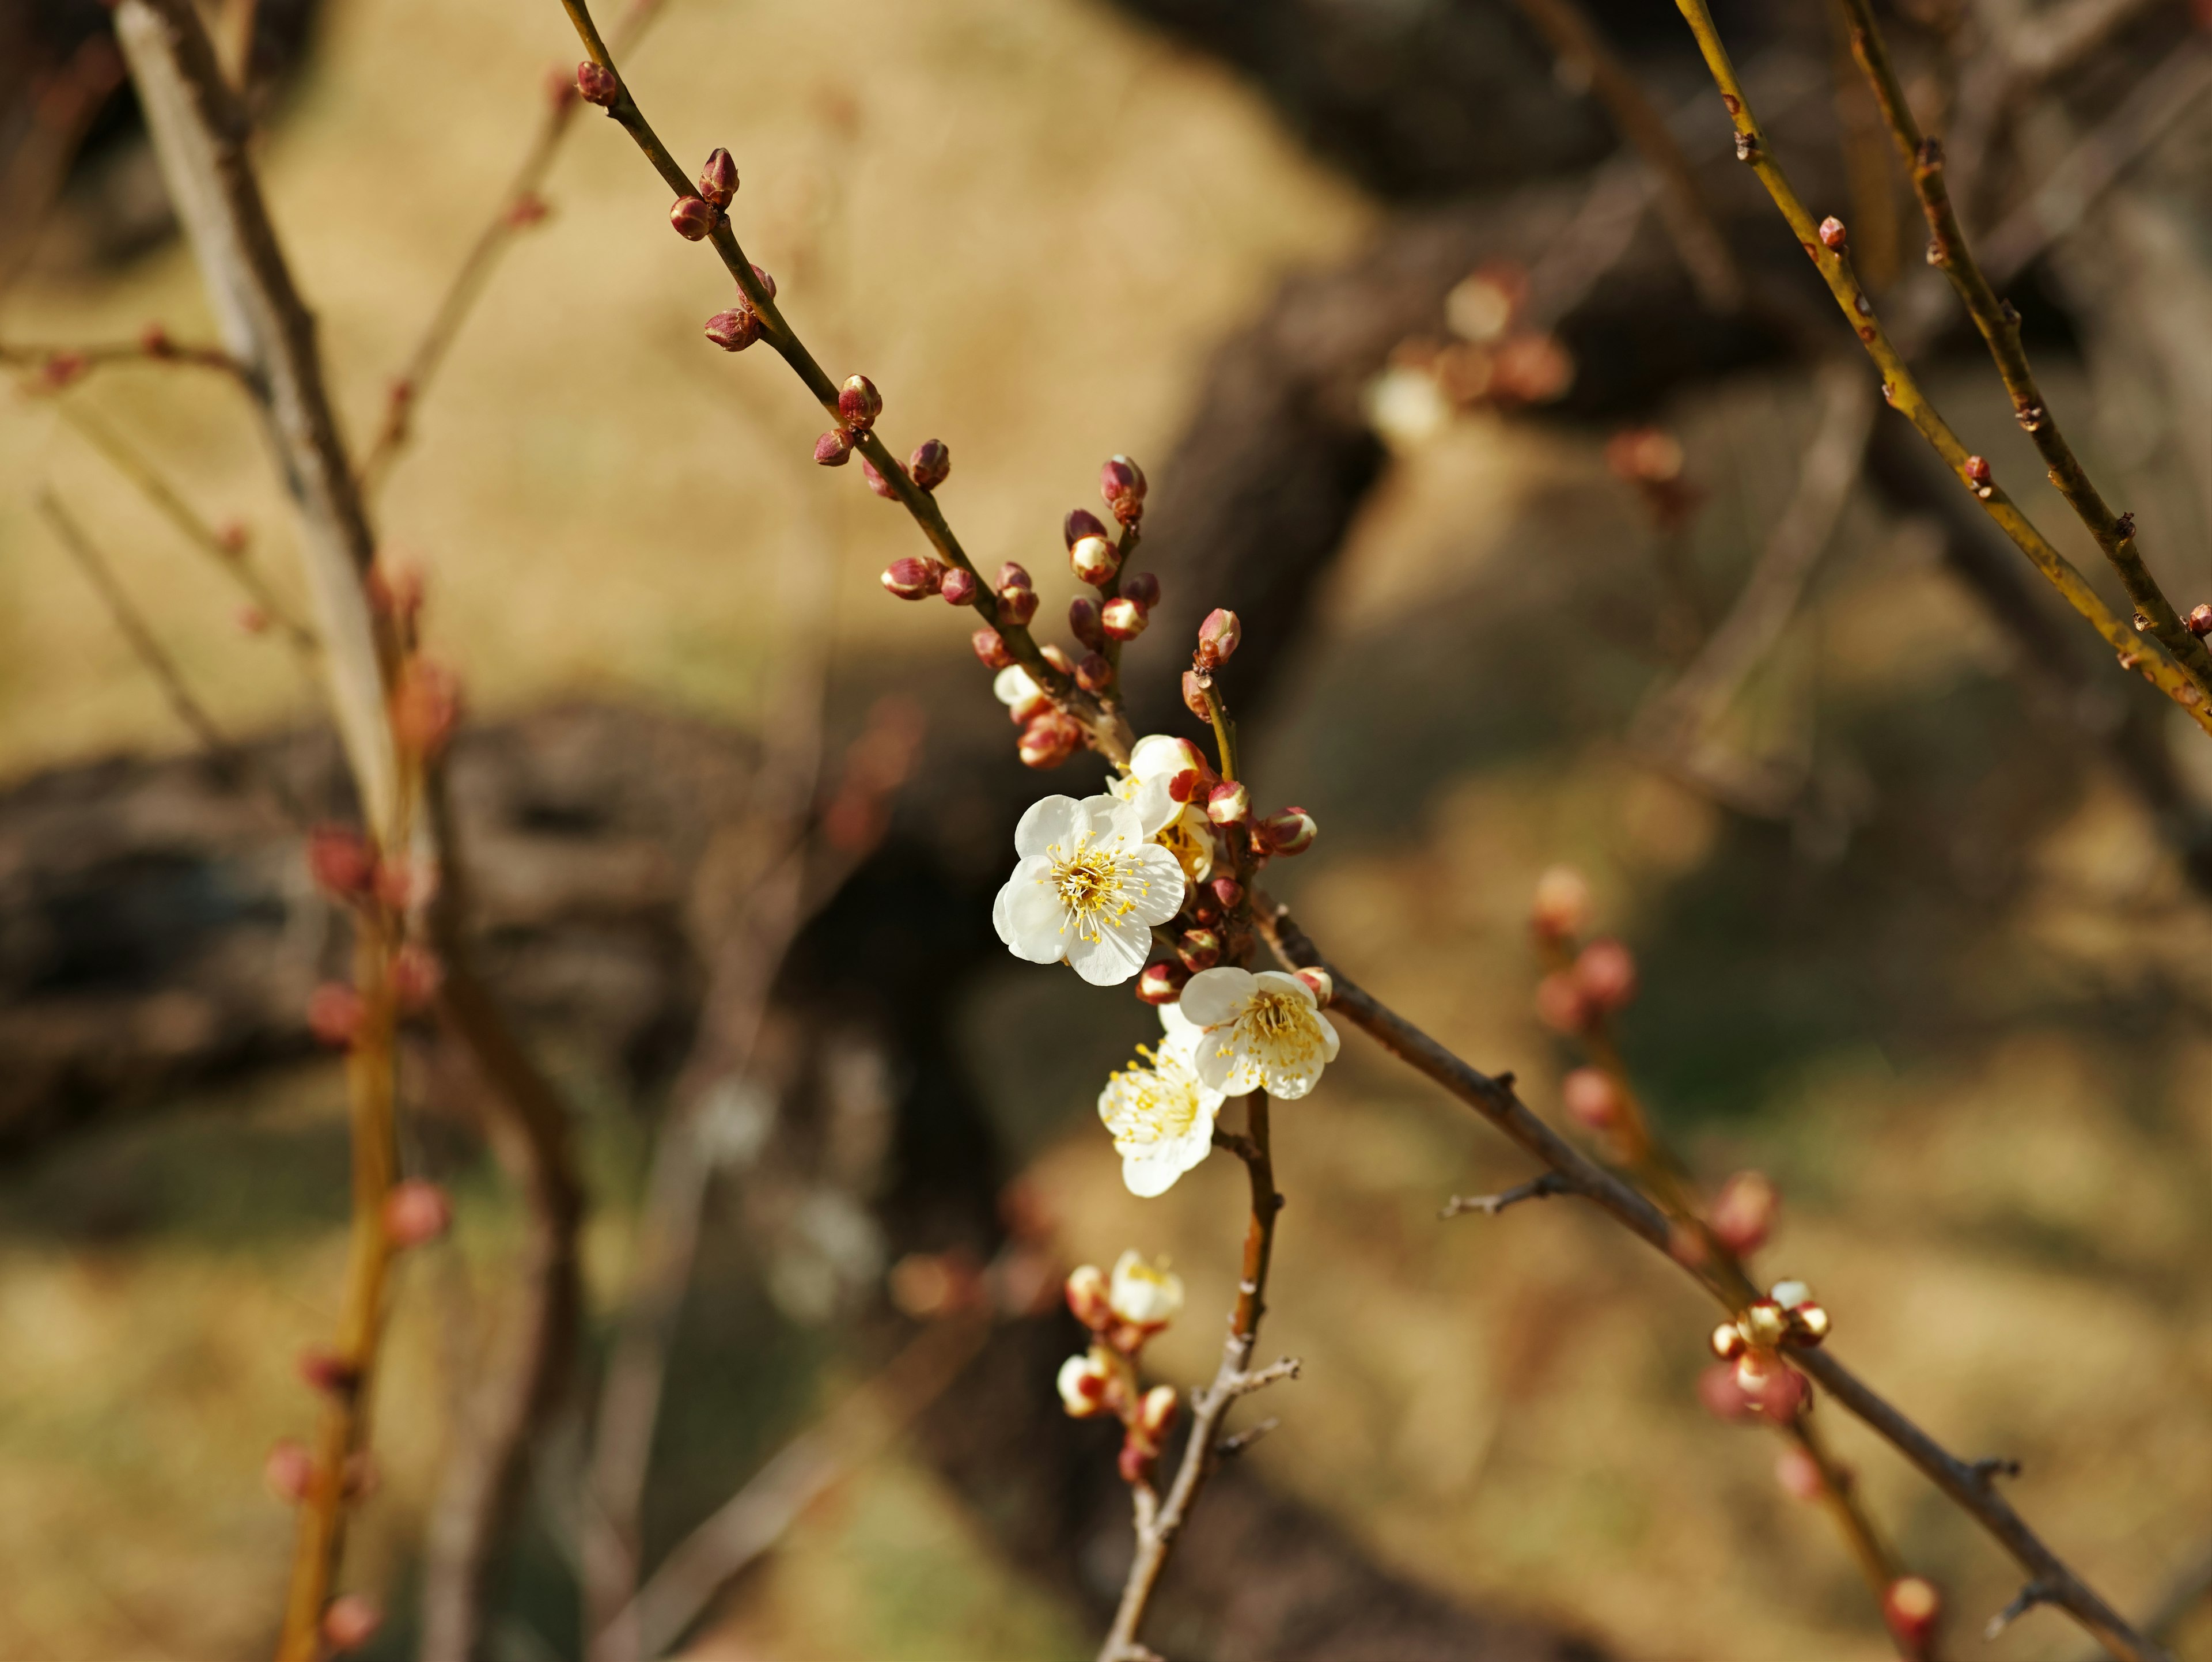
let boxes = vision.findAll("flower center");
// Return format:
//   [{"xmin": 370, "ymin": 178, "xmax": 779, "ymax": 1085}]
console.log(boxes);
[
  {"xmin": 1103, "ymin": 1046, "xmax": 1199, "ymax": 1146},
  {"xmin": 1050, "ymin": 839, "xmax": 1136, "ymax": 941},
  {"xmin": 1246, "ymin": 990, "xmax": 1305, "ymax": 1041}
]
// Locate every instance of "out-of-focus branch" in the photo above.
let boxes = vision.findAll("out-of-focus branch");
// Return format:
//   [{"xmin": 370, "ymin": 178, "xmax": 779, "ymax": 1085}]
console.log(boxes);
[
  {"xmin": 1255, "ymin": 899, "xmax": 2169, "ymax": 1662},
  {"xmin": 1097, "ymin": 1095, "xmax": 1297, "ymax": 1662},
  {"xmin": 1505, "ymin": 0, "xmax": 1743, "ymax": 313},
  {"xmin": 55, "ymin": 399, "xmax": 319, "ymax": 653},
  {"xmin": 2002, "ymin": 0, "xmax": 2172, "ymax": 85},
  {"xmin": 357, "ymin": 0, "xmax": 673, "ymax": 498},
  {"xmin": 0, "ymin": 335, "xmax": 247, "ymax": 381},
  {"xmin": 1669, "ymin": 0, "xmax": 2212, "ymax": 740},
  {"xmin": 1832, "ymin": 0, "xmax": 2212, "ymax": 706}
]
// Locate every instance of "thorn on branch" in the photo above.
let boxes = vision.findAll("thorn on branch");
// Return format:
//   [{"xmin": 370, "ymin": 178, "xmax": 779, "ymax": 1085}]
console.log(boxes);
[
  {"xmin": 1441, "ymin": 1172, "xmax": 1569, "ymax": 1219},
  {"xmin": 1969, "ymin": 1455, "xmax": 2022, "ymax": 1486},
  {"xmin": 1217, "ymin": 1417, "xmax": 1279, "ymax": 1459},
  {"xmin": 1984, "ymin": 1579, "xmax": 2058, "ymax": 1641}
]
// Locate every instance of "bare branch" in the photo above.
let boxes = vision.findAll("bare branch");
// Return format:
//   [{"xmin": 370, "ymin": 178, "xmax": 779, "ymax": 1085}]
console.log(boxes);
[{"xmin": 1441, "ymin": 1173, "xmax": 1570, "ymax": 1218}]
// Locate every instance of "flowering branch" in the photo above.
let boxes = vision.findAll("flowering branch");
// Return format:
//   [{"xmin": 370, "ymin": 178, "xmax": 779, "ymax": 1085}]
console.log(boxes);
[
  {"xmin": 1829, "ymin": 0, "xmax": 2212, "ymax": 702},
  {"xmin": 1253, "ymin": 897, "xmax": 2169, "ymax": 1662},
  {"xmin": 1668, "ymin": 0, "xmax": 2212, "ymax": 741}
]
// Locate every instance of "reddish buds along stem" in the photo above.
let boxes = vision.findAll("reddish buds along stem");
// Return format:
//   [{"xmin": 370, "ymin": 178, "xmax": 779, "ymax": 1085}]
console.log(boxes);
[
  {"xmin": 298, "ymin": 1347, "xmax": 361, "ymax": 1396},
  {"xmin": 1964, "ymin": 454, "xmax": 1993, "ymax": 497},
  {"xmin": 1177, "ymin": 927, "xmax": 1222, "ymax": 971},
  {"xmin": 997, "ymin": 584, "xmax": 1040, "ymax": 626},
  {"xmin": 1069, "ymin": 597, "xmax": 1105, "ymax": 650},
  {"xmin": 1817, "ymin": 215, "xmax": 1847, "ymax": 251},
  {"xmin": 1100, "ymin": 454, "xmax": 1147, "ymax": 523},
  {"xmin": 1136, "ymin": 1383, "xmax": 1179, "ymax": 1440},
  {"xmin": 704, "ymin": 308, "xmax": 760, "ymax": 352},
  {"xmin": 1573, "ymin": 937, "xmax": 1638, "ymax": 1011},
  {"xmin": 815, "ymin": 430, "xmax": 854, "ymax": 467},
  {"xmin": 940, "ymin": 567, "xmax": 980, "ymax": 607},
  {"xmin": 998, "ymin": 562, "xmax": 1032, "ymax": 591},
  {"xmin": 308, "ymin": 826, "xmax": 374, "ymax": 897},
  {"xmin": 669, "ymin": 194, "xmax": 717, "ymax": 240},
  {"xmin": 1561, "ymin": 1066, "xmax": 1622, "ymax": 1131},
  {"xmin": 308, "ymin": 984, "xmax": 367, "ymax": 1048},
  {"xmin": 858, "ymin": 456, "xmax": 897, "ymax": 499},
  {"xmin": 322, "ymin": 1595, "xmax": 384, "ymax": 1653},
  {"xmin": 1122, "ymin": 571, "xmax": 1160, "ymax": 609},
  {"xmin": 1066, "ymin": 1264, "xmax": 1113, "ymax": 1329},
  {"xmin": 576, "ymin": 60, "xmax": 618, "ymax": 106},
  {"xmin": 383, "ymin": 1179, "xmax": 453, "ymax": 1248},
  {"xmin": 1882, "ymin": 1577, "xmax": 1942, "ymax": 1651},
  {"xmin": 838, "ymin": 374, "xmax": 882, "ymax": 431},
  {"xmin": 1075, "ymin": 652, "xmax": 1114, "ymax": 692},
  {"xmin": 1529, "ymin": 864, "xmax": 1590, "ymax": 940},
  {"xmin": 1206, "ymin": 780, "xmax": 1249, "ymax": 824},
  {"xmin": 1064, "ymin": 508, "xmax": 1111, "ymax": 548},
  {"xmin": 1534, "ymin": 971, "xmax": 1590, "ymax": 1035},
  {"xmin": 910, "ymin": 439, "xmax": 951, "ymax": 490},
  {"xmin": 1209, "ymin": 876, "xmax": 1244, "ymax": 910},
  {"xmin": 1195, "ymin": 608, "xmax": 1241, "ymax": 669},
  {"xmin": 972, "ymin": 628, "xmax": 1015, "ymax": 669},
  {"xmin": 1709, "ymin": 1171, "xmax": 1779, "ymax": 1256},
  {"xmin": 1070, "ymin": 535, "xmax": 1120, "ymax": 587},
  {"xmin": 697, "ymin": 146, "xmax": 739, "ymax": 207},
  {"xmin": 1018, "ymin": 711, "xmax": 1082, "ymax": 769},
  {"xmin": 881, "ymin": 557, "xmax": 944, "ymax": 600},
  {"xmin": 2187, "ymin": 603, "xmax": 2212, "ymax": 638},
  {"xmin": 1137, "ymin": 961, "xmax": 1188, "ymax": 1004},
  {"xmin": 1294, "ymin": 967, "xmax": 1334, "ymax": 1006},
  {"xmin": 265, "ymin": 1438, "xmax": 315, "ymax": 1501},
  {"xmin": 1101, "ymin": 597, "xmax": 1147, "ymax": 640},
  {"xmin": 1181, "ymin": 671, "xmax": 1211, "ymax": 720},
  {"xmin": 1259, "ymin": 805, "xmax": 1316, "ymax": 854}
]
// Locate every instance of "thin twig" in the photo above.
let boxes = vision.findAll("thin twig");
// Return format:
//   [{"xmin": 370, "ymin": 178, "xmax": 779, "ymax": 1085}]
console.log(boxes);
[
  {"xmin": 1668, "ymin": 0, "xmax": 2212, "ymax": 742},
  {"xmin": 1441, "ymin": 1173, "xmax": 1569, "ymax": 1218},
  {"xmin": 0, "ymin": 336, "xmax": 248, "ymax": 380},
  {"xmin": 1097, "ymin": 1096, "xmax": 1290, "ymax": 1662},
  {"xmin": 1253, "ymin": 897, "xmax": 2169, "ymax": 1662},
  {"xmin": 1831, "ymin": 0, "xmax": 2212, "ymax": 705}
]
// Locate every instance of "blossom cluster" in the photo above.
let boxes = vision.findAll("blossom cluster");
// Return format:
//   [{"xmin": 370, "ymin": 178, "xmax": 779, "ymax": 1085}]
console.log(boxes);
[{"xmin": 1056, "ymin": 1253, "xmax": 1187, "ymax": 1483}]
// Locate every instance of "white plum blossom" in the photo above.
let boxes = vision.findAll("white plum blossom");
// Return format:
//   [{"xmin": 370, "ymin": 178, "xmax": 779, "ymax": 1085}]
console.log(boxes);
[
  {"xmin": 1107, "ymin": 1250, "xmax": 1184, "ymax": 1328},
  {"xmin": 1173, "ymin": 966, "xmax": 1341, "ymax": 1099},
  {"xmin": 994, "ymin": 794, "xmax": 1185, "ymax": 985},
  {"xmin": 994, "ymin": 665, "xmax": 1050, "ymax": 721},
  {"xmin": 1110, "ymin": 733, "xmax": 1218, "ymax": 883},
  {"xmin": 1097, "ymin": 1039, "xmax": 1226, "ymax": 1197},
  {"xmin": 1056, "ymin": 1350, "xmax": 1113, "ymax": 1417}
]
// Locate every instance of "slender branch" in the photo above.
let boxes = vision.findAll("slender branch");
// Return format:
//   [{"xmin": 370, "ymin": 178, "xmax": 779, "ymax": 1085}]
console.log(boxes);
[
  {"xmin": 1667, "ymin": 0, "xmax": 2212, "ymax": 740},
  {"xmin": 1830, "ymin": 0, "xmax": 2212, "ymax": 706},
  {"xmin": 1254, "ymin": 897, "xmax": 2169, "ymax": 1662},
  {"xmin": 1441, "ymin": 1173, "xmax": 1569, "ymax": 1218},
  {"xmin": 1505, "ymin": 0, "xmax": 1744, "ymax": 312},
  {"xmin": 357, "ymin": 0, "xmax": 673, "ymax": 498},
  {"xmin": 0, "ymin": 336, "xmax": 248, "ymax": 381},
  {"xmin": 55, "ymin": 399, "xmax": 319, "ymax": 653},
  {"xmin": 1097, "ymin": 1095, "xmax": 1291, "ymax": 1662},
  {"xmin": 547, "ymin": 0, "xmax": 1130, "ymax": 765}
]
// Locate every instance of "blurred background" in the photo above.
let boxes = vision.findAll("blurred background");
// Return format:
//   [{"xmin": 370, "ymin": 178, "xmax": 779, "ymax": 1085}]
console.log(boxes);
[{"xmin": 2, "ymin": 0, "xmax": 2210, "ymax": 1657}]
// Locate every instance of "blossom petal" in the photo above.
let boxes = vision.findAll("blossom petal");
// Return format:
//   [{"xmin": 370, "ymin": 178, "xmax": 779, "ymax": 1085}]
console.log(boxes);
[
  {"xmin": 994, "ymin": 665, "xmax": 1041, "ymax": 707},
  {"xmin": 1130, "ymin": 733, "xmax": 1205, "ymax": 781},
  {"xmin": 1180, "ymin": 966, "xmax": 1256, "ymax": 1029},
  {"xmin": 1253, "ymin": 970, "xmax": 1317, "ymax": 1008},
  {"xmin": 1124, "ymin": 844, "xmax": 1189, "ymax": 927},
  {"xmin": 1131, "ymin": 773, "xmax": 1181, "ymax": 837},
  {"xmin": 1073, "ymin": 792, "xmax": 1143, "ymax": 852},
  {"xmin": 1065, "ymin": 911, "xmax": 1152, "ymax": 985},
  {"xmin": 1014, "ymin": 795, "xmax": 1080, "ymax": 860},
  {"xmin": 1003, "ymin": 864, "xmax": 1070, "ymax": 962}
]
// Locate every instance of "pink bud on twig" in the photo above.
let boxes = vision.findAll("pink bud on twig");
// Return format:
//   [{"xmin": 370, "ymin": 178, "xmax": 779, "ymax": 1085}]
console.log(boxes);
[
  {"xmin": 1209, "ymin": 875, "xmax": 1244, "ymax": 910},
  {"xmin": 1529, "ymin": 865, "xmax": 1590, "ymax": 940},
  {"xmin": 1562, "ymin": 1066, "xmax": 1620, "ymax": 1130},
  {"xmin": 1064, "ymin": 508, "xmax": 1110, "ymax": 548},
  {"xmin": 669, "ymin": 195, "xmax": 717, "ymax": 241},
  {"xmin": 391, "ymin": 944, "xmax": 443, "ymax": 1011},
  {"xmin": 1573, "ymin": 937, "xmax": 1637, "ymax": 1011},
  {"xmin": 264, "ymin": 1438, "xmax": 315, "ymax": 1502},
  {"xmin": 1964, "ymin": 453, "xmax": 1993, "ymax": 498},
  {"xmin": 1075, "ymin": 652, "xmax": 1114, "ymax": 692},
  {"xmin": 1775, "ymin": 1447, "xmax": 1824, "ymax": 1501},
  {"xmin": 997, "ymin": 562, "xmax": 1032, "ymax": 591},
  {"xmin": 1066, "ymin": 1265, "xmax": 1113, "ymax": 1329},
  {"xmin": 1137, "ymin": 1383, "xmax": 1179, "ymax": 1440},
  {"xmin": 1040, "ymin": 643, "xmax": 1076, "ymax": 677},
  {"xmin": 1206, "ymin": 780, "xmax": 1249, "ymax": 824},
  {"xmin": 1100, "ymin": 454, "xmax": 1147, "ymax": 524},
  {"xmin": 1817, "ymin": 215, "xmax": 1847, "ymax": 251},
  {"xmin": 393, "ymin": 660, "xmax": 461, "ymax": 756},
  {"xmin": 971, "ymin": 629, "xmax": 1014, "ymax": 669},
  {"xmin": 2188, "ymin": 604, "xmax": 2212, "ymax": 637},
  {"xmin": 910, "ymin": 439, "xmax": 950, "ymax": 490},
  {"xmin": 307, "ymin": 826, "xmax": 374, "ymax": 898},
  {"xmin": 1069, "ymin": 597, "xmax": 1105, "ymax": 650},
  {"xmin": 298, "ymin": 1347, "xmax": 361, "ymax": 1396},
  {"xmin": 1070, "ymin": 535, "xmax": 1119, "ymax": 587},
  {"xmin": 1883, "ymin": 1578, "xmax": 1941, "ymax": 1650},
  {"xmin": 322, "ymin": 1595, "xmax": 383, "ymax": 1653},
  {"xmin": 1709, "ymin": 1171, "xmax": 1779, "ymax": 1255},
  {"xmin": 383, "ymin": 1179, "xmax": 453, "ymax": 1248},
  {"xmin": 997, "ymin": 584, "xmax": 1040, "ymax": 626},
  {"xmin": 1258, "ymin": 806, "xmax": 1316, "ymax": 855},
  {"xmin": 814, "ymin": 430, "xmax": 853, "ymax": 467},
  {"xmin": 1177, "ymin": 927, "xmax": 1222, "ymax": 971},
  {"xmin": 838, "ymin": 374, "xmax": 882, "ymax": 431},
  {"xmin": 1534, "ymin": 972, "xmax": 1589, "ymax": 1035},
  {"xmin": 1294, "ymin": 967, "xmax": 1334, "ymax": 1006},
  {"xmin": 576, "ymin": 60, "xmax": 618, "ymax": 107},
  {"xmin": 1101, "ymin": 597, "xmax": 1147, "ymax": 641},
  {"xmin": 704, "ymin": 308, "xmax": 759, "ymax": 352},
  {"xmin": 940, "ymin": 567, "xmax": 979, "ymax": 606},
  {"xmin": 1136, "ymin": 962, "xmax": 1187, "ymax": 1005},
  {"xmin": 308, "ymin": 985, "xmax": 366, "ymax": 1048},
  {"xmin": 881, "ymin": 557, "xmax": 942, "ymax": 600},
  {"xmin": 697, "ymin": 146, "xmax": 739, "ymax": 207},
  {"xmin": 1121, "ymin": 571, "xmax": 1160, "ymax": 608},
  {"xmin": 1018, "ymin": 712, "xmax": 1083, "ymax": 769},
  {"xmin": 859, "ymin": 456, "xmax": 897, "ymax": 499},
  {"xmin": 1195, "ymin": 608, "xmax": 1240, "ymax": 669},
  {"xmin": 1181, "ymin": 671, "xmax": 1210, "ymax": 720}
]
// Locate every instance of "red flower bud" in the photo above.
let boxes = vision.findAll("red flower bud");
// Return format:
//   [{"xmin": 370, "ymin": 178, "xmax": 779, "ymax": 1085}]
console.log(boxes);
[
  {"xmin": 265, "ymin": 1438, "xmax": 315, "ymax": 1502},
  {"xmin": 704, "ymin": 308, "xmax": 759, "ymax": 351},
  {"xmin": 1529, "ymin": 865, "xmax": 1590, "ymax": 940},
  {"xmin": 1075, "ymin": 652, "xmax": 1114, "ymax": 692},
  {"xmin": 1167, "ymin": 768, "xmax": 1203, "ymax": 803},
  {"xmin": 1137, "ymin": 961, "xmax": 1188, "ymax": 1004},
  {"xmin": 576, "ymin": 60, "xmax": 618, "ymax": 107},
  {"xmin": 1069, "ymin": 596, "xmax": 1105, "ymax": 650},
  {"xmin": 383, "ymin": 1178, "xmax": 453, "ymax": 1248},
  {"xmin": 1534, "ymin": 971, "xmax": 1589, "ymax": 1035},
  {"xmin": 1063, "ymin": 508, "xmax": 1111, "ymax": 548},
  {"xmin": 307, "ymin": 826, "xmax": 374, "ymax": 897},
  {"xmin": 1136, "ymin": 1383, "xmax": 1179, "ymax": 1439},
  {"xmin": 1882, "ymin": 1578, "xmax": 1942, "ymax": 1650},
  {"xmin": 749, "ymin": 263, "xmax": 777, "ymax": 300},
  {"xmin": 1209, "ymin": 876, "xmax": 1244, "ymax": 910},
  {"xmin": 669, "ymin": 194, "xmax": 717, "ymax": 241},
  {"xmin": 1117, "ymin": 1437, "xmax": 1155, "ymax": 1485},
  {"xmin": 1101, "ymin": 596, "xmax": 1147, "ymax": 641},
  {"xmin": 392, "ymin": 660, "xmax": 461, "ymax": 756},
  {"xmin": 1259, "ymin": 805, "xmax": 1316, "ymax": 854},
  {"xmin": 1100, "ymin": 454, "xmax": 1147, "ymax": 524},
  {"xmin": 1070, "ymin": 535, "xmax": 1119, "ymax": 586},
  {"xmin": 881, "ymin": 557, "xmax": 942, "ymax": 600},
  {"xmin": 1696, "ymin": 1361, "xmax": 1754, "ymax": 1422},
  {"xmin": 972, "ymin": 628, "xmax": 1015, "ymax": 669},
  {"xmin": 1066, "ymin": 1264, "xmax": 1113, "ymax": 1329},
  {"xmin": 1561, "ymin": 1066, "xmax": 1620, "ymax": 1130},
  {"xmin": 940, "ymin": 567, "xmax": 979, "ymax": 606},
  {"xmin": 1964, "ymin": 453, "xmax": 1992, "ymax": 491},
  {"xmin": 298, "ymin": 1347, "xmax": 361, "ymax": 1396},
  {"xmin": 997, "ymin": 562, "xmax": 1032, "ymax": 592},
  {"xmin": 1709, "ymin": 1171, "xmax": 1779, "ymax": 1256},
  {"xmin": 1018, "ymin": 711, "xmax": 1083, "ymax": 769},
  {"xmin": 1181, "ymin": 671, "xmax": 1210, "ymax": 720},
  {"xmin": 323, "ymin": 1594, "xmax": 384, "ymax": 1653},
  {"xmin": 1121, "ymin": 571, "xmax": 1160, "ymax": 608},
  {"xmin": 2189, "ymin": 603, "xmax": 2212, "ymax": 637},
  {"xmin": 1573, "ymin": 937, "xmax": 1638, "ymax": 1010},
  {"xmin": 697, "ymin": 146, "xmax": 739, "ymax": 207},
  {"xmin": 814, "ymin": 430, "xmax": 853, "ymax": 467},
  {"xmin": 1817, "ymin": 215, "xmax": 1847, "ymax": 251},
  {"xmin": 1294, "ymin": 967, "xmax": 1334, "ymax": 1005},
  {"xmin": 909, "ymin": 438, "xmax": 950, "ymax": 490},
  {"xmin": 1195, "ymin": 607, "xmax": 1241, "ymax": 669},
  {"xmin": 1040, "ymin": 643, "xmax": 1076, "ymax": 677},
  {"xmin": 1775, "ymin": 1447, "xmax": 1824, "ymax": 1501},
  {"xmin": 859, "ymin": 456, "xmax": 897, "ymax": 499},
  {"xmin": 390, "ymin": 943, "xmax": 443, "ymax": 1011},
  {"xmin": 1206, "ymin": 780, "xmax": 1249, "ymax": 824},
  {"xmin": 308, "ymin": 984, "xmax": 366, "ymax": 1048},
  {"xmin": 997, "ymin": 584, "xmax": 1039, "ymax": 626},
  {"xmin": 1177, "ymin": 927, "xmax": 1221, "ymax": 971},
  {"xmin": 838, "ymin": 373, "xmax": 882, "ymax": 431}
]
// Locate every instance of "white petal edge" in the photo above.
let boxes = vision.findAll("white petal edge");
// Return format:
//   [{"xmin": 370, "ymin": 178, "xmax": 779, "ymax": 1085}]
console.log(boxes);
[
  {"xmin": 1014, "ymin": 795, "xmax": 1080, "ymax": 860},
  {"xmin": 1180, "ymin": 966, "xmax": 1256, "ymax": 1029}
]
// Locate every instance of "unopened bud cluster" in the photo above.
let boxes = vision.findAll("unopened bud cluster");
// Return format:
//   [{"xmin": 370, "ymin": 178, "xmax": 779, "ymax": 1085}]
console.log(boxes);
[
  {"xmin": 1058, "ymin": 1253, "xmax": 1185, "ymax": 1483},
  {"xmin": 1709, "ymin": 1278, "xmax": 1830, "ymax": 1415}
]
